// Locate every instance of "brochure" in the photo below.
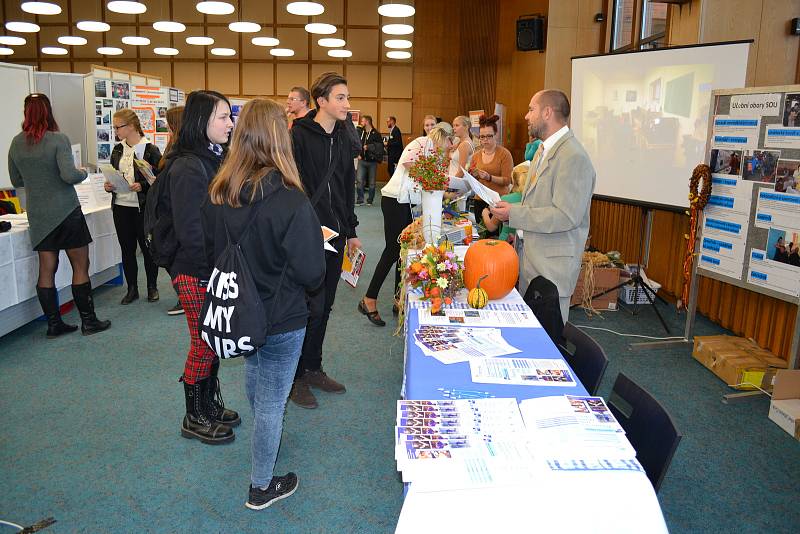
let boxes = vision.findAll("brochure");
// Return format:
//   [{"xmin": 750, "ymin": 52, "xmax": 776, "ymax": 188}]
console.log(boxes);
[
  {"xmin": 469, "ymin": 358, "xmax": 577, "ymax": 386},
  {"xmin": 341, "ymin": 247, "xmax": 366, "ymax": 287}
]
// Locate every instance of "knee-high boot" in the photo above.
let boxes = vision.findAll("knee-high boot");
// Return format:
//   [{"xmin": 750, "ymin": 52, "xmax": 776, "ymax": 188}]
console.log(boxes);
[
  {"xmin": 71, "ymin": 281, "xmax": 111, "ymax": 335},
  {"xmin": 36, "ymin": 286, "xmax": 78, "ymax": 338}
]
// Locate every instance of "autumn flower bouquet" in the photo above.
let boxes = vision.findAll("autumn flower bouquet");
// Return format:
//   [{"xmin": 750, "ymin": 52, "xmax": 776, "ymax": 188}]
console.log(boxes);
[{"xmin": 405, "ymin": 242, "xmax": 464, "ymax": 314}]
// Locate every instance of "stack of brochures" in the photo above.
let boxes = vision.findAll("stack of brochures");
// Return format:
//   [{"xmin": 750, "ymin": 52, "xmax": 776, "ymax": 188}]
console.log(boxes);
[{"xmin": 413, "ymin": 325, "xmax": 521, "ymax": 364}]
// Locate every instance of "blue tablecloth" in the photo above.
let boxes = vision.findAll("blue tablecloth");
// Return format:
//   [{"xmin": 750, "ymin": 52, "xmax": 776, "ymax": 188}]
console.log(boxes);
[{"xmin": 403, "ymin": 308, "xmax": 588, "ymax": 400}]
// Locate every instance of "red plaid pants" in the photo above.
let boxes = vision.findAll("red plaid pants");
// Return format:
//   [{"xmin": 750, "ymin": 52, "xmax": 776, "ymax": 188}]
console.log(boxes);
[{"xmin": 173, "ymin": 274, "xmax": 217, "ymax": 384}]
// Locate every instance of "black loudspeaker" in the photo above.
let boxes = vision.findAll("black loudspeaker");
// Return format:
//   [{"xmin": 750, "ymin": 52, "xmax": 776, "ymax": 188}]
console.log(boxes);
[{"xmin": 516, "ymin": 16, "xmax": 545, "ymax": 52}]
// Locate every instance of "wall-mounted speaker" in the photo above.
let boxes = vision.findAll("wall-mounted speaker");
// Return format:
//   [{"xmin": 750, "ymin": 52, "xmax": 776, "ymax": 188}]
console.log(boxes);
[{"xmin": 516, "ymin": 16, "xmax": 546, "ymax": 52}]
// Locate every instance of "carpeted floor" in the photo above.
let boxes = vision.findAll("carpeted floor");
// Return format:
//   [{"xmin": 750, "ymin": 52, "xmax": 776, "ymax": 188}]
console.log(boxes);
[{"xmin": 1, "ymin": 192, "xmax": 798, "ymax": 533}]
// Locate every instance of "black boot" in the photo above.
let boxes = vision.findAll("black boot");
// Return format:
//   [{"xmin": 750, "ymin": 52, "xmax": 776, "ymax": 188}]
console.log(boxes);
[
  {"xmin": 71, "ymin": 282, "xmax": 111, "ymax": 336},
  {"xmin": 181, "ymin": 378, "xmax": 235, "ymax": 445},
  {"xmin": 206, "ymin": 360, "xmax": 241, "ymax": 427},
  {"xmin": 120, "ymin": 286, "xmax": 139, "ymax": 305},
  {"xmin": 36, "ymin": 286, "xmax": 78, "ymax": 338}
]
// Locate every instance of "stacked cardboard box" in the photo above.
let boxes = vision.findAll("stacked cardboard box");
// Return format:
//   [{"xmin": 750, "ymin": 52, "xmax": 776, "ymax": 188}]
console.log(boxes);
[
  {"xmin": 692, "ymin": 335, "xmax": 787, "ymax": 390},
  {"xmin": 570, "ymin": 266, "xmax": 623, "ymax": 311},
  {"xmin": 769, "ymin": 370, "xmax": 800, "ymax": 441}
]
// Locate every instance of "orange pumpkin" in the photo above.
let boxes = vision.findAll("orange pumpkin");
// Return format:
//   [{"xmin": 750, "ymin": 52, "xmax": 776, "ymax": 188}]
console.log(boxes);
[{"xmin": 463, "ymin": 239, "xmax": 519, "ymax": 299}]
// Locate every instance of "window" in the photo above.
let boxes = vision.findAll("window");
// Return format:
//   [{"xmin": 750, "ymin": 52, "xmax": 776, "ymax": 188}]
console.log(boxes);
[{"xmin": 611, "ymin": 1, "xmax": 670, "ymax": 52}]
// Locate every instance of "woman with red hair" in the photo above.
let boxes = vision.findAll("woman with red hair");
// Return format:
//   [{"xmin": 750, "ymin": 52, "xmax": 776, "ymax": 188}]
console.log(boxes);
[{"xmin": 8, "ymin": 93, "xmax": 110, "ymax": 337}]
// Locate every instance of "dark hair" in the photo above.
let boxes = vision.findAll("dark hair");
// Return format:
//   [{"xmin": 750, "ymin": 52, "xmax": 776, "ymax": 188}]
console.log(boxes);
[
  {"xmin": 539, "ymin": 90, "xmax": 571, "ymax": 120},
  {"xmin": 388, "ymin": 115, "xmax": 397, "ymax": 122},
  {"xmin": 22, "ymin": 93, "xmax": 59, "ymax": 144},
  {"xmin": 290, "ymin": 86, "xmax": 311, "ymax": 106},
  {"xmin": 159, "ymin": 105, "xmax": 185, "ymax": 169},
  {"xmin": 311, "ymin": 72, "xmax": 347, "ymax": 109},
  {"xmin": 362, "ymin": 115, "xmax": 374, "ymax": 128},
  {"xmin": 478, "ymin": 114, "xmax": 500, "ymax": 134},
  {"xmin": 173, "ymin": 90, "xmax": 230, "ymax": 152}
]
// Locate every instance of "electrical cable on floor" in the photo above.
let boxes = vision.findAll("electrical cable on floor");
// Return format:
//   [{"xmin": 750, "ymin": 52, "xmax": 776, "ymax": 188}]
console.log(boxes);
[
  {"xmin": 573, "ymin": 324, "xmax": 686, "ymax": 341},
  {"xmin": 0, "ymin": 519, "xmax": 23, "ymax": 531}
]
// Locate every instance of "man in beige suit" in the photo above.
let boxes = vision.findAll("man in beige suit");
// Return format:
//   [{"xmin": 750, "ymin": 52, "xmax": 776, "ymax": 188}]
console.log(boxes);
[{"xmin": 491, "ymin": 89, "xmax": 595, "ymax": 323}]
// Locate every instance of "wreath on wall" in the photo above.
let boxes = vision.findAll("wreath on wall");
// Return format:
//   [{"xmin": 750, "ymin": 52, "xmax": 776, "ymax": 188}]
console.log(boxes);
[{"xmin": 679, "ymin": 164, "xmax": 713, "ymax": 309}]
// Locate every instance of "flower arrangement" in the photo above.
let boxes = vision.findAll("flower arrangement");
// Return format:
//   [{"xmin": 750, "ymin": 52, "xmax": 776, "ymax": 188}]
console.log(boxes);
[
  {"xmin": 405, "ymin": 242, "xmax": 464, "ymax": 314},
  {"xmin": 408, "ymin": 149, "xmax": 449, "ymax": 191}
]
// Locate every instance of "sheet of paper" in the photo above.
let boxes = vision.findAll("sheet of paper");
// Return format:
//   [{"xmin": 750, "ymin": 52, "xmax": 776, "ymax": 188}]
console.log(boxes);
[
  {"xmin": 447, "ymin": 175, "xmax": 469, "ymax": 192},
  {"xmin": 461, "ymin": 166, "xmax": 501, "ymax": 207},
  {"xmin": 99, "ymin": 164, "xmax": 131, "ymax": 192},
  {"xmin": 710, "ymin": 116, "xmax": 760, "ymax": 149},
  {"xmin": 469, "ymin": 358, "xmax": 577, "ymax": 387},
  {"xmin": 71, "ymin": 143, "xmax": 81, "ymax": 168},
  {"xmin": 747, "ymin": 248, "xmax": 800, "ymax": 297}
]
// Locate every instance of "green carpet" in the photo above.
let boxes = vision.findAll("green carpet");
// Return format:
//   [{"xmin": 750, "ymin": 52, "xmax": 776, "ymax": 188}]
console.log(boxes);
[{"xmin": 1, "ymin": 193, "xmax": 798, "ymax": 533}]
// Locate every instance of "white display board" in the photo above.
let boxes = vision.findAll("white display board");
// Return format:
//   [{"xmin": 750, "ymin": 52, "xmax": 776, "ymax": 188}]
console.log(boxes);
[{"xmin": 0, "ymin": 62, "xmax": 35, "ymax": 190}]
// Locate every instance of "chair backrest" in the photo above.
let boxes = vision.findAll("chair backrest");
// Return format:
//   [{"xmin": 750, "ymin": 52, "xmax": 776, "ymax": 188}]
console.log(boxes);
[
  {"xmin": 607, "ymin": 372, "xmax": 682, "ymax": 492},
  {"xmin": 559, "ymin": 322, "xmax": 608, "ymax": 395},
  {"xmin": 523, "ymin": 276, "xmax": 564, "ymax": 346}
]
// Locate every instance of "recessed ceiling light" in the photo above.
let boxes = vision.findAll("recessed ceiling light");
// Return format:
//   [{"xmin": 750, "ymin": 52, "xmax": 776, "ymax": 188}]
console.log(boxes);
[
  {"xmin": 0, "ymin": 47, "xmax": 14, "ymax": 55},
  {"xmin": 382, "ymin": 24, "xmax": 413, "ymax": 35},
  {"xmin": 153, "ymin": 47, "xmax": 179, "ymax": 56},
  {"xmin": 318, "ymin": 38, "xmax": 345, "ymax": 47},
  {"xmin": 385, "ymin": 39, "xmax": 412, "ymax": 49},
  {"xmin": 251, "ymin": 36, "xmax": 279, "ymax": 46},
  {"xmin": 42, "ymin": 46, "xmax": 68, "ymax": 55},
  {"xmin": 328, "ymin": 49, "xmax": 352, "ymax": 58},
  {"xmin": 186, "ymin": 36, "xmax": 214, "ymax": 46},
  {"xmin": 58, "ymin": 36, "xmax": 87, "ymax": 45},
  {"xmin": 270, "ymin": 48, "xmax": 295, "ymax": 57},
  {"xmin": 211, "ymin": 47, "xmax": 236, "ymax": 56},
  {"xmin": 0, "ymin": 36, "xmax": 27, "ymax": 45},
  {"xmin": 153, "ymin": 21, "xmax": 186, "ymax": 33},
  {"xmin": 386, "ymin": 50, "xmax": 411, "ymax": 59},
  {"xmin": 304, "ymin": 23, "xmax": 336, "ymax": 35},
  {"xmin": 196, "ymin": 1, "xmax": 234, "ymax": 15},
  {"xmin": 229, "ymin": 21, "xmax": 261, "ymax": 33},
  {"xmin": 122, "ymin": 36, "xmax": 150, "ymax": 45},
  {"xmin": 77, "ymin": 21, "xmax": 110, "ymax": 32},
  {"xmin": 107, "ymin": 1, "xmax": 147, "ymax": 15},
  {"xmin": 287, "ymin": 2, "xmax": 324, "ymax": 16},
  {"xmin": 6, "ymin": 21, "xmax": 41, "ymax": 33},
  {"xmin": 21, "ymin": 2, "xmax": 62, "ymax": 15},
  {"xmin": 378, "ymin": 4, "xmax": 415, "ymax": 18},
  {"xmin": 98, "ymin": 46, "xmax": 123, "ymax": 55}
]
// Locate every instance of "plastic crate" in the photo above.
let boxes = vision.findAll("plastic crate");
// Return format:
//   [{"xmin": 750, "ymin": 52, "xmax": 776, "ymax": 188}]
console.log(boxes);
[{"xmin": 620, "ymin": 279, "xmax": 662, "ymax": 305}]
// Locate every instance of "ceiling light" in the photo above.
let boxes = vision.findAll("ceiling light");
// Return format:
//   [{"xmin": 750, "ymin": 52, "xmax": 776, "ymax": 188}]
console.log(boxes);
[
  {"xmin": 153, "ymin": 21, "xmax": 186, "ymax": 32},
  {"xmin": 251, "ymin": 36, "xmax": 279, "ymax": 46},
  {"xmin": 0, "ymin": 47, "xmax": 13, "ymax": 55},
  {"xmin": 378, "ymin": 3, "xmax": 415, "ymax": 18},
  {"xmin": 287, "ymin": 2, "xmax": 324, "ymax": 16},
  {"xmin": 153, "ymin": 47, "xmax": 179, "ymax": 55},
  {"xmin": 77, "ymin": 21, "xmax": 110, "ymax": 32},
  {"xmin": 328, "ymin": 49, "xmax": 352, "ymax": 58},
  {"xmin": 122, "ymin": 36, "xmax": 150, "ymax": 45},
  {"xmin": 386, "ymin": 50, "xmax": 411, "ymax": 59},
  {"xmin": 0, "ymin": 36, "xmax": 27, "ymax": 45},
  {"xmin": 58, "ymin": 36, "xmax": 87, "ymax": 45},
  {"xmin": 6, "ymin": 21, "xmax": 41, "ymax": 33},
  {"xmin": 42, "ymin": 46, "xmax": 68, "ymax": 55},
  {"xmin": 21, "ymin": 2, "xmax": 62, "ymax": 15},
  {"xmin": 304, "ymin": 23, "xmax": 336, "ymax": 35},
  {"xmin": 196, "ymin": 1, "xmax": 234, "ymax": 15},
  {"xmin": 186, "ymin": 36, "xmax": 214, "ymax": 45},
  {"xmin": 211, "ymin": 47, "xmax": 236, "ymax": 56},
  {"xmin": 269, "ymin": 48, "xmax": 294, "ymax": 57},
  {"xmin": 385, "ymin": 39, "xmax": 412, "ymax": 49},
  {"xmin": 229, "ymin": 21, "xmax": 261, "ymax": 33},
  {"xmin": 382, "ymin": 24, "xmax": 413, "ymax": 35},
  {"xmin": 98, "ymin": 46, "xmax": 123, "ymax": 55},
  {"xmin": 318, "ymin": 38, "xmax": 345, "ymax": 47},
  {"xmin": 107, "ymin": 1, "xmax": 147, "ymax": 14}
]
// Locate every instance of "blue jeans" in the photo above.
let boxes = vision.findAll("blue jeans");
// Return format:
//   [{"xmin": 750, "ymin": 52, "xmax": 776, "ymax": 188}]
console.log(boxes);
[
  {"xmin": 245, "ymin": 327, "xmax": 305, "ymax": 488},
  {"xmin": 356, "ymin": 160, "xmax": 378, "ymax": 203}
]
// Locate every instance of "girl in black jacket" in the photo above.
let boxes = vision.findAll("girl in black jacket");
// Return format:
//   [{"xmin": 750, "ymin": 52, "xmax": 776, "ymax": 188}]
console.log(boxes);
[
  {"xmin": 105, "ymin": 108, "xmax": 162, "ymax": 304},
  {"xmin": 356, "ymin": 114, "xmax": 384, "ymax": 206},
  {"xmin": 202, "ymin": 98, "xmax": 325, "ymax": 510}
]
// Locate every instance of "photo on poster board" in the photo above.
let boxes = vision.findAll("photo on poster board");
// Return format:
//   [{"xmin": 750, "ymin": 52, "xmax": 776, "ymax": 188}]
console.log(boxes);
[
  {"xmin": 169, "ymin": 88, "xmax": 178, "ymax": 103},
  {"xmin": 156, "ymin": 118, "xmax": 168, "ymax": 132},
  {"xmin": 97, "ymin": 129, "xmax": 110, "ymax": 142},
  {"xmin": 742, "ymin": 149, "xmax": 780, "ymax": 183},
  {"xmin": 95, "ymin": 116, "xmax": 102, "ymax": 126},
  {"xmin": 782, "ymin": 93, "xmax": 800, "ymax": 126},
  {"xmin": 102, "ymin": 98, "xmax": 113, "ymax": 108},
  {"xmin": 709, "ymin": 148, "xmax": 742, "ymax": 176},
  {"xmin": 97, "ymin": 143, "xmax": 111, "ymax": 161},
  {"xmin": 153, "ymin": 133, "xmax": 169, "ymax": 154},
  {"xmin": 112, "ymin": 82, "xmax": 130, "ymax": 100},
  {"xmin": 115, "ymin": 100, "xmax": 129, "ymax": 111},
  {"xmin": 94, "ymin": 79, "xmax": 107, "ymax": 98},
  {"xmin": 775, "ymin": 159, "xmax": 800, "ymax": 194},
  {"xmin": 157, "ymin": 106, "xmax": 167, "ymax": 118},
  {"xmin": 95, "ymin": 102, "xmax": 102, "ymax": 116},
  {"xmin": 102, "ymin": 111, "xmax": 111, "ymax": 125},
  {"xmin": 132, "ymin": 107, "xmax": 155, "ymax": 133},
  {"xmin": 766, "ymin": 227, "xmax": 800, "ymax": 263}
]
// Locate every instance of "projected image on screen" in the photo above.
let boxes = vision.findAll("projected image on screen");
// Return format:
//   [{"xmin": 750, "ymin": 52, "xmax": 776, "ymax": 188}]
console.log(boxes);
[{"xmin": 571, "ymin": 42, "xmax": 750, "ymax": 209}]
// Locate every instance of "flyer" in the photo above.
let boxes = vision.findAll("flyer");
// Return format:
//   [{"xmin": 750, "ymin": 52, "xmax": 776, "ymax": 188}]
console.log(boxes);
[{"xmin": 469, "ymin": 358, "xmax": 577, "ymax": 387}]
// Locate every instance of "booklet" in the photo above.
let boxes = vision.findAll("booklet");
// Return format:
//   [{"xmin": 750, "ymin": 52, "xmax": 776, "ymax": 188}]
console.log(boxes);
[
  {"xmin": 134, "ymin": 159, "xmax": 157, "ymax": 185},
  {"xmin": 341, "ymin": 247, "xmax": 366, "ymax": 287},
  {"xmin": 99, "ymin": 163, "xmax": 131, "ymax": 192}
]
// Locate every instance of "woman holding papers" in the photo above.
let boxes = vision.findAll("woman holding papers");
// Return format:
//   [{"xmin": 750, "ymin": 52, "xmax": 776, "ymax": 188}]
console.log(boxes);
[
  {"xmin": 359, "ymin": 123, "xmax": 454, "ymax": 326},
  {"xmin": 8, "ymin": 93, "xmax": 110, "ymax": 337},
  {"xmin": 471, "ymin": 115, "xmax": 513, "ymax": 237},
  {"xmin": 104, "ymin": 109, "xmax": 162, "ymax": 304},
  {"xmin": 202, "ymin": 98, "xmax": 324, "ymax": 510}
]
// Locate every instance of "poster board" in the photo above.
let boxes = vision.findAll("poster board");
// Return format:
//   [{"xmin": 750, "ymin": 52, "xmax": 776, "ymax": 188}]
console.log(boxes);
[{"xmin": 0, "ymin": 62, "xmax": 35, "ymax": 190}]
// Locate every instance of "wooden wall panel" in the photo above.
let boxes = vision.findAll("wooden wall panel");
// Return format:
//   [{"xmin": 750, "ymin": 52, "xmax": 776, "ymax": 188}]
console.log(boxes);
[
  {"xmin": 380, "ymin": 66, "xmax": 412, "ymax": 99},
  {"xmin": 276, "ymin": 64, "xmax": 309, "ymax": 95},
  {"xmin": 207, "ymin": 63, "xmax": 239, "ymax": 96},
  {"xmin": 173, "ymin": 62, "xmax": 206, "ymax": 93},
  {"xmin": 666, "ymin": 0, "xmax": 702, "ymax": 46},
  {"xmin": 753, "ymin": 0, "xmax": 800, "ymax": 86},
  {"xmin": 139, "ymin": 61, "xmax": 172, "ymax": 85},
  {"xmin": 457, "ymin": 0, "xmax": 499, "ymax": 116},
  {"xmin": 241, "ymin": 63, "xmax": 274, "ymax": 96},
  {"xmin": 349, "ymin": 64, "xmax": 379, "ymax": 98}
]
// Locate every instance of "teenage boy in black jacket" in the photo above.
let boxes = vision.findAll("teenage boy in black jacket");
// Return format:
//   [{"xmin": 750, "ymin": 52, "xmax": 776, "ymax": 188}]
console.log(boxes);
[{"xmin": 289, "ymin": 72, "xmax": 361, "ymax": 409}]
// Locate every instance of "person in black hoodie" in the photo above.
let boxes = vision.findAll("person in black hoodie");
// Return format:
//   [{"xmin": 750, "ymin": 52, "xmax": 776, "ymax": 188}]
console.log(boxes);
[
  {"xmin": 202, "ymin": 98, "xmax": 325, "ymax": 511},
  {"xmin": 161, "ymin": 90, "xmax": 239, "ymax": 445},
  {"xmin": 289, "ymin": 72, "xmax": 360, "ymax": 409},
  {"xmin": 355, "ymin": 114, "xmax": 384, "ymax": 206}
]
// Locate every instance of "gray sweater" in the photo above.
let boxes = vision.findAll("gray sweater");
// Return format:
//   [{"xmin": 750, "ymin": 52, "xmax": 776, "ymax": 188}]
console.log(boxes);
[{"xmin": 8, "ymin": 131, "xmax": 88, "ymax": 248}]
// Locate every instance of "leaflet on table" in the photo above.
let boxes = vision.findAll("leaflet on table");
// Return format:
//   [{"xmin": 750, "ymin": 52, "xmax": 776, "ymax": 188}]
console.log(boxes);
[
  {"xmin": 340, "ymin": 247, "xmax": 365, "ymax": 287},
  {"xmin": 710, "ymin": 116, "xmax": 760, "ymax": 149},
  {"xmin": 75, "ymin": 174, "xmax": 111, "ymax": 210},
  {"xmin": 461, "ymin": 166, "xmax": 501, "ymax": 207},
  {"xmin": 99, "ymin": 163, "xmax": 131, "ymax": 192},
  {"xmin": 764, "ymin": 126, "xmax": 800, "ymax": 149},
  {"xmin": 545, "ymin": 457, "xmax": 643, "ymax": 473},
  {"xmin": 414, "ymin": 325, "xmax": 521, "ymax": 364},
  {"xmin": 747, "ymin": 248, "xmax": 800, "ymax": 298},
  {"xmin": 397, "ymin": 398, "xmax": 522, "ymax": 423},
  {"xmin": 469, "ymin": 358, "xmax": 577, "ymax": 386},
  {"xmin": 416, "ymin": 306, "xmax": 541, "ymax": 328},
  {"xmin": 754, "ymin": 190, "xmax": 800, "ymax": 230}
]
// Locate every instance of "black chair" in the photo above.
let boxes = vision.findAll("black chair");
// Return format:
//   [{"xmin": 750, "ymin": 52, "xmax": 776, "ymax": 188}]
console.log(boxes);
[
  {"xmin": 607, "ymin": 372, "xmax": 682, "ymax": 492},
  {"xmin": 558, "ymin": 322, "xmax": 608, "ymax": 395},
  {"xmin": 523, "ymin": 276, "xmax": 563, "ymax": 346}
]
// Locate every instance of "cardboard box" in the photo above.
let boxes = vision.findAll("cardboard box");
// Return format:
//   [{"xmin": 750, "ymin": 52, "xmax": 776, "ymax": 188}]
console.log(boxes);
[
  {"xmin": 768, "ymin": 370, "xmax": 800, "ymax": 441},
  {"xmin": 570, "ymin": 266, "xmax": 622, "ymax": 311},
  {"xmin": 692, "ymin": 335, "xmax": 786, "ymax": 390}
]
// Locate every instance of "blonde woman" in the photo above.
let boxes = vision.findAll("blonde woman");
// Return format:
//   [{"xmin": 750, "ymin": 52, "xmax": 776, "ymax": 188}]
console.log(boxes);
[
  {"xmin": 202, "ymin": 98, "xmax": 325, "ymax": 510},
  {"xmin": 449, "ymin": 115, "xmax": 475, "ymax": 178},
  {"xmin": 422, "ymin": 114, "xmax": 436, "ymax": 136},
  {"xmin": 104, "ymin": 108, "xmax": 162, "ymax": 304}
]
